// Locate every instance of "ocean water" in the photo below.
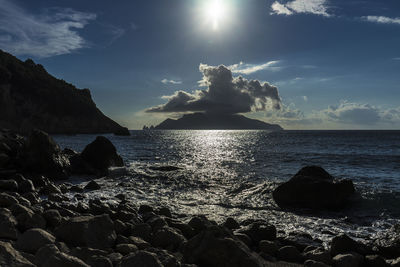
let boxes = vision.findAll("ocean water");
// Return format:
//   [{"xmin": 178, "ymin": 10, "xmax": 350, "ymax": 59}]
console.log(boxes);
[{"xmin": 53, "ymin": 130, "xmax": 400, "ymax": 245}]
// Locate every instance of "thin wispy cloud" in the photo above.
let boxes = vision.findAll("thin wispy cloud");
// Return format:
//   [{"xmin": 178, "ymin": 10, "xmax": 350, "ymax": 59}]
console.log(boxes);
[
  {"xmin": 228, "ymin": 60, "xmax": 282, "ymax": 75},
  {"xmin": 161, "ymin": 79, "xmax": 182, "ymax": 85},
  {"xmin": 271, "ymin": 0, "xmax": 331, "ymax": 17},
  {"xmin": 393, "ymin": 57, "xmax": 400, "ymax": 60},
  {"xmin": 362, "ymin": 16, "xmax": 400, "ymax": 25},
  {"xmin": 0, "ymin": 0, "xmax": 96, "ymax": 57}
]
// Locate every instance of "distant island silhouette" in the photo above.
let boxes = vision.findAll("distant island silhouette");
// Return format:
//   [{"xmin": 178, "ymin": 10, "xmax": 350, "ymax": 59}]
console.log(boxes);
[
  {"xmin": 151, "ymin": 112, "xmax": 283, "ymax": 130},
  {"xmin": 0, "ymin": 50, "xmax": 129, "ymax": 135}
]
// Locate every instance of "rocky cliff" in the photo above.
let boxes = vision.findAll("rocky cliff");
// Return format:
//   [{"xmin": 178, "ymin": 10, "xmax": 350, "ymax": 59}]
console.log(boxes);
[{"xmin": 0, "ymin": 50, "xmax": 129, "ymax": 135}]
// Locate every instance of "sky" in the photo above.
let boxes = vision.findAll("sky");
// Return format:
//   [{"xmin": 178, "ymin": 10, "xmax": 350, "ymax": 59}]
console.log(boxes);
[{"xmin": 0, "ymin": 0, "xmax": 399, "ymax": 130}]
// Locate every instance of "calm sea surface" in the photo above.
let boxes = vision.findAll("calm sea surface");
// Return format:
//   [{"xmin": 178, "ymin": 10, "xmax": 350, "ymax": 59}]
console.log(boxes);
[{"xmin": 53, "ymin": 130, "xmax": 400, "ymax": 245}]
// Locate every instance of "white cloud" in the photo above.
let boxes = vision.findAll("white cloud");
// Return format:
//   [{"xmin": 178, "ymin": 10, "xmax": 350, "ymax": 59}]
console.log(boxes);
[
  {"xmin": 161, "ymin": 79, "xmax": 182, "ymax": 85},
  {"xmin": 0, "ymin": 0, "xmax": 96, "ymax": 57},
  {"xmin": 271, "ymin": 0, "xmax": 331, "ymax": 17},
  {"xmin": 362, "ymin": 16, "xmax": 400, "ymax": 25},
  {"xmin": 228, "ymin": 60, "xmax": 281, "ymax": 75},
  {"xmin": 393, "ymin": 57, "xmax": 400, "ymax": 60},
  {"xmin": 303, "ymin": 96, "xmax": 308, "ymax": 102}
]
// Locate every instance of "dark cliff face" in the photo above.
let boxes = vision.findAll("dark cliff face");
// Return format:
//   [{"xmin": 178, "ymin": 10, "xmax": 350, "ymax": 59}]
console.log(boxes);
[
  {"xmin": 0, "ymin": 50, "xmax": 129, "ymax": 135},
  {"xmin": 154, "ymin": 113, "xmax": 283, "ymax": 131}
]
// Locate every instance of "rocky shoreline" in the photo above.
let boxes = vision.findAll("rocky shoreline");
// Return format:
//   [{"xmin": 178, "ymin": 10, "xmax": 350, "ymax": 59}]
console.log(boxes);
[{"xmin": 1, "ymin": 129, "xmax": 400, "ymax": 266}]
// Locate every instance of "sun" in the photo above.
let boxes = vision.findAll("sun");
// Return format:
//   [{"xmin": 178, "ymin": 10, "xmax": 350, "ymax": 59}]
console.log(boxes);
[{"xmin": 203, "ymin": 0, "xmax": 228, "ymax": 31}]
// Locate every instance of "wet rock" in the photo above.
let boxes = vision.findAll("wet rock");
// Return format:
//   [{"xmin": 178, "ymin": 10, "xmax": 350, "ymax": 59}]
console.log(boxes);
[
  {"xmin": 108, "ymin": 252, "xmax": 123, "ymax": 266},
  {"xmin": 188, "ymin": 215, "xmax": 215, "ymax": 234},
  {"xmin": 40, "ymin": 183, "xmax": 62, "ymax": 195},
  {"xmin": 223, "ymin": 217, "xmax": 240, "ymax": 230},
  {"xmin": 0, "ymin": 240, "xmax": 35, "ymax": 267},
  {"xmin": 304, "ymin": 248, "xmax": 332, "ymax": 265},
  {"xmin": 48, "ymin": 193, "xmax": 68, "ymax": 202},
  {"xmin": 17, "ymin": 228, "xmax": 56, "ymax": 253},
  {"xmin": 120, "ymin": 251, "xmax": 163, "ymax": 267},
  {"xmin": 235, "ymin": 233, "xmax": 253, "ymax": 248},
  {"xmin": 0, "ymin": 193, "xmax": 19, "ymax": 208},
  {"xmin": 23, "ymin": 129, "xmax": 70, "ymax": 180},
  {"xmin": 364, "ymin": 254, "xmax": 389, "ymax": 267},
  {"xmin": 392, "ymin": 257, "xmax": 400, "ymax": 267},
  {"xmin": 0, "ymin": 208, "xmax": 18, "ymax": 240},
  {"xmin": 304, "ymin": 259, "xmax": 330, "ymax": 267},
  {"xmin": 35, "ymin": 244, "xmax": 89, "ymax": 267},
  {"xmin": 128, "ymin": 236, "xmax": 151, "ymax": 249},
  {"xmin": 277, "ymin": 245, "xmax": 303, "ymax": 263},
  {"xmin": 282, "ymin": 232, "xmax": 322, "ymax": 252},
  {"xmin": 115, "ymin": 244, "xmax": 138, "ymax": 255},
  {"xmin": 70, "ymin": 247, "xmax": 108, "ymax": 263},
  {"xmin": 55, "ymin": 214, "xmax": 116, "ymax": 249},
  {"xmin": 273, "ymin": 166, "xmax": 355, "ymax": 210},
  {"xmin": 79, "ymin": 136, "xmax": 124, "ymax": 175},
  {"xmin": 132, "ymin": 223, "xmax": 153, "ymax": 242},
  {"xmin": 259, "ymin": 240, "xmax": 278, "ymax": 256},
  {"xmin": 152, "ymin": 226, "xmax": 186, "ymax": 251},
  {"xmin": 86, "ymin": 255, "xmax": 113, "ymax": 267},
  {"xmin": 84, "ymin": 180, "xmax": 101, "ymax": 190},
  {"xmin": 147, "ymin": 215, "xmax": 168, "ymax": 231},
  {"xmin": 12, "ymin": 204, "xmax": 46, "ymax": 231},
  {"xmin": 183, "ymin": 225, "xmax": 266, "ymax": 267},
  {"xmin": 18, "ymin": 179, "xmax": 35, "ymax": 193},
  {"xmin": 0, "ymin": 179, "xmax": 18, "ymax": 191},
  {"xmin": 42, "ymin": 209, "xmax": 62, "ymax": 228},
  {"xmin": 158, "ymin": 206, "xmax": 172, "ymax": 217},
  {"xmin": 331, "ymin": 234, "xmax": 368, "ymax": 256},
  {"xmin": 21, "ymin": 192, "xmax": 39, "ymax": 205},
  {"xmin": 238, "ymin": 221, "xmax": 276, "ymax": 245},
  {"xmin": 332, "ymin": 252, "xmax": 364, "ymax": 267},
  {"xmin": 139, "ymin": 204, "xmax": 154, "ymax": 214}
]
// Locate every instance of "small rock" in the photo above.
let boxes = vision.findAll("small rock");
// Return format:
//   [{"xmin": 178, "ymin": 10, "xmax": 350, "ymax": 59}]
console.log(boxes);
[
  {"xmin": 0, "ymin": 192, "xmax": 19, "ymax": 207},
  {"xmin": 18, "ymin": 179, "xmax": 35, "ymax": 193},
  {"xmin": 331, "ymin": 234, "xmax": 368, "ymax": 256},
  {"xmin": 304, "ymin": 248, "xmax": 332, "ymax": 265},
  {"xmin": 0, "ymin": 180, "xmax": 18, "ymax": 192},
  {"xmin": 223, "ymin": 217, "xmax": 240, "ymax": 230},
  {"xmin": 259, "ymin": 240, "xmax": 278, "ymax": 256},
  {"xmin": 152, "ymin": 226, "xmax": 186, "ymax": 251},
  {"xmin": 84, "ymin": 180, "xmax": 101, "ymax": 191},
  {"xmin": 139, "ymin": 204, "xmax": 154, "ymax": 214},
  {"xmin": 277, "ymin": 245, "xmax": 303, "ymax": 263},
  {"xmin": 0, "ymin": 208, "xmax": 18, "ymax": 240},
  {"xmin": 128, "ymin": 236, "xmax": 151, "ymax": 249},
  {"xmin": 17, "ymin": 228, "xmax": 56, "ymax": 253},
  {"xmin": 42, "ymin": 209, "xmax": 62, "ymax": 228},
  {"xmin": 115, "ymin": 244, "xmax": 138, "ymax": 255},
  {"xmin": 0, "ymin": 240, "xmax": 35, "ymax": 266},
  {"xmin": 120, "ymin": 251, "xmax": 163, "ymax": 267},
  {"xmin": 332, "ymin": 253, "xmax": 364, "ymax": 267},
  {"xmin": 87, "ymin": 255, "xmax": 113, "ymax": 267},
  {"xmin": 35, "ymin": 244, "xmax": 89, "ymax": 267},
  {"xmin": 304, "ymin": 259, "xmax": 330, "ymax": 267},
  {"xmin": 158, "ymin": 207, "xmax": 172, "ymax": 217},
  {"xmin": 364, "ymin": 254, "xmax": 388, "ymax": 267},
  {"xmin": 238, "ymin": 221, "xmax": 277, "ymax": 244}
]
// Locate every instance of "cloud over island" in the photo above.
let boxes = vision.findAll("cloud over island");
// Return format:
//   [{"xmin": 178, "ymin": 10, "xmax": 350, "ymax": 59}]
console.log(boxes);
[{"xmin": 146, "ymin": 64, "xmax": 281, "ymax": 115}]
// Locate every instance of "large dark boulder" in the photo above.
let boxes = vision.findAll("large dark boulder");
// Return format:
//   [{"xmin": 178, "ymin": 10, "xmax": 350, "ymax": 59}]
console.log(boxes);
[
  {"xmin": 22, "ymin": 129, "xmax": 70, "ymax": 179},
  {"xmin": 55, "ymin": 214, "xmax": 116, "ymax": 249},
  {"xmin": 272, "ymin": 166, "xmax": 355, "ymax": 210},
  {"xmin": 183, "ymin": 225, "xmax": 266, "ymax": 267},
  {"xmin": 73, "ymin": 136, "xmax": 123, "ymax": 176}
]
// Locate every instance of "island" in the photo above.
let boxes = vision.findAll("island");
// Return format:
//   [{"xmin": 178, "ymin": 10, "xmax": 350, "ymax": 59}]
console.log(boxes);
[
  {"xmin": 153, "ymin": 112, "xmax": 283, "ymax": 130},
  {"xmin": 0, "ymin": 50, "xmax": 129, "ymax": 135}
]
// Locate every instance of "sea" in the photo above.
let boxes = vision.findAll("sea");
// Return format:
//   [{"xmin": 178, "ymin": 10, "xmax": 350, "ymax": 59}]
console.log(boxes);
[{"xmin": 53, "ymin": 130, "xmax": 400, "ymax": 246}]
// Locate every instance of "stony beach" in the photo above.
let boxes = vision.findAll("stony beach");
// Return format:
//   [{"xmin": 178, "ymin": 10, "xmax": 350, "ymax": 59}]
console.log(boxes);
[{"xmin": 1, "ymin": 128, "xmax": 400, "ymax": 267}]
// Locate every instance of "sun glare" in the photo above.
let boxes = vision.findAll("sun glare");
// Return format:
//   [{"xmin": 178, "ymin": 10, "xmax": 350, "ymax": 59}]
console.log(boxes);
[{"xmin": 204, "ymin": 0, "xmax": 227, "ymax": 31}]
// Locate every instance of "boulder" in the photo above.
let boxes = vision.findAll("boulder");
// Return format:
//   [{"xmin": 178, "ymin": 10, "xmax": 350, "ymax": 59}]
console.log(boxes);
[
  {"xmin": 277, "ymin": 245, "xmax": 303, "ymax": 263},
  {"xmin": 12, "ymin": 204, "xmax": 46, "ymax": 231},
  {"xmin": 78, "ymin": 136, "xmax": 124, "ymax": 175},
  {"xmin": 120, "ymin": 251, "xmax": 163, "ymax": 267},
  {"xmin": 259, "ymin": 240, "xmax": 278, "ymax": 256},
  {"xmin": 364, "ymin": 255, "xmax": 388, "ymax": 267},
  {"xmin": 22, "ymin": 129, "xmax": 70, "ymax": 179},
  {"xmin": 0, "ymin": 180, "xmax": 18, "ymax": 191},
  {"xmin": 115, "ymin": 244, "xmax": 138, "ymax": 255},
  {"xmin": 0, "ymin": 241, "xmax": 35, "ymax": 267},
  {"xmin": 55, "ymin": 214, "xmax": 116, "ymax": 249},
  {"xmin": 0, "ymin": 208, "xmax": 18, "ymax": 240},
  {"xmin": 152, "ymin": 226, "xmax": 186, "ymax": 251},
  {"xmin": 70, "ymin": 247, "xmax": 108, "ymax": 263},
  {"xmin": 84, "ymin": 180, "xmax": 101, "ymax": 190},
  {"xmin": 18, "ymin": 179, "xmax": 35, "ymax": 193},
  {"xmin": 332, "ymin": 252, "xmax": 364, "ymax": 267},
  {"xmin": 223, "ymin": 217, "xmax": 240, "ymax": 230},
  {"xmin": 42, "ymin": 209, "xmax": 62, "ymax": 228},
  {"xmin": 304, "ymin": 259, "xmax": 330, "ymax": 267},
  {"xmin": 304, "ymin": 248, "xmax": 332, "ymax": 265},
  {"xmin": 237, "ymin": 221, "xmax": 276, "ymax": 245},
  {"xmin": 0, "ymin": 193, "xmax": 19, "ymax": 207},
  {"xmin": 17, "ymin": 228, "xmax": 56, "ymax": 253},
  {"xmin": 273, "ymin": 166, "xmax": 355, "ymax": 210},
  {"xmin": 183, "ymin": 225, "xmax": 266, "ymax": 267},
  {"xmin": 35, "ymin": 244, "xmax": 89, "ymax": 267},
  {"xmin": 86, "ymin": 255, "xmax": 113, "ymax": 267},
  {"xmin": 330, "ymin": 234, "xmax": 368, "ymax": 256}
]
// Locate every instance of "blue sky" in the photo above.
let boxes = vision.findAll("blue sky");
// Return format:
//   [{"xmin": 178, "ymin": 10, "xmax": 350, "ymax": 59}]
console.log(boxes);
[{"xmin": 1, "ymin": 0, "xmax": 399, "ymax": 129}]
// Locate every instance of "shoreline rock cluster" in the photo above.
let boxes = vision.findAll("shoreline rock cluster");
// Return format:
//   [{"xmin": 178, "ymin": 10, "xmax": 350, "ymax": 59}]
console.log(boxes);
[{"xmin": 1, "ymin": 128, "xmax": 400, "ymax": 266}]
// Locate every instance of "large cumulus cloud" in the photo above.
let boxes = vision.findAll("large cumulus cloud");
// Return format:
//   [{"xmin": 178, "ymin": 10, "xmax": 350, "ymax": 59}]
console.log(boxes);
[{"xmin": 146, "ymin": 64, "xmax": 281, "ymax": 115}]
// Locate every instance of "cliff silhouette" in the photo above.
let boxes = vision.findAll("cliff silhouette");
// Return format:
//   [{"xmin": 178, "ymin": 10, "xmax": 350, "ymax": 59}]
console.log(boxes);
[{"xmin": 0, "ymin": 50, "xmax": 129, "ymax": 135}]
